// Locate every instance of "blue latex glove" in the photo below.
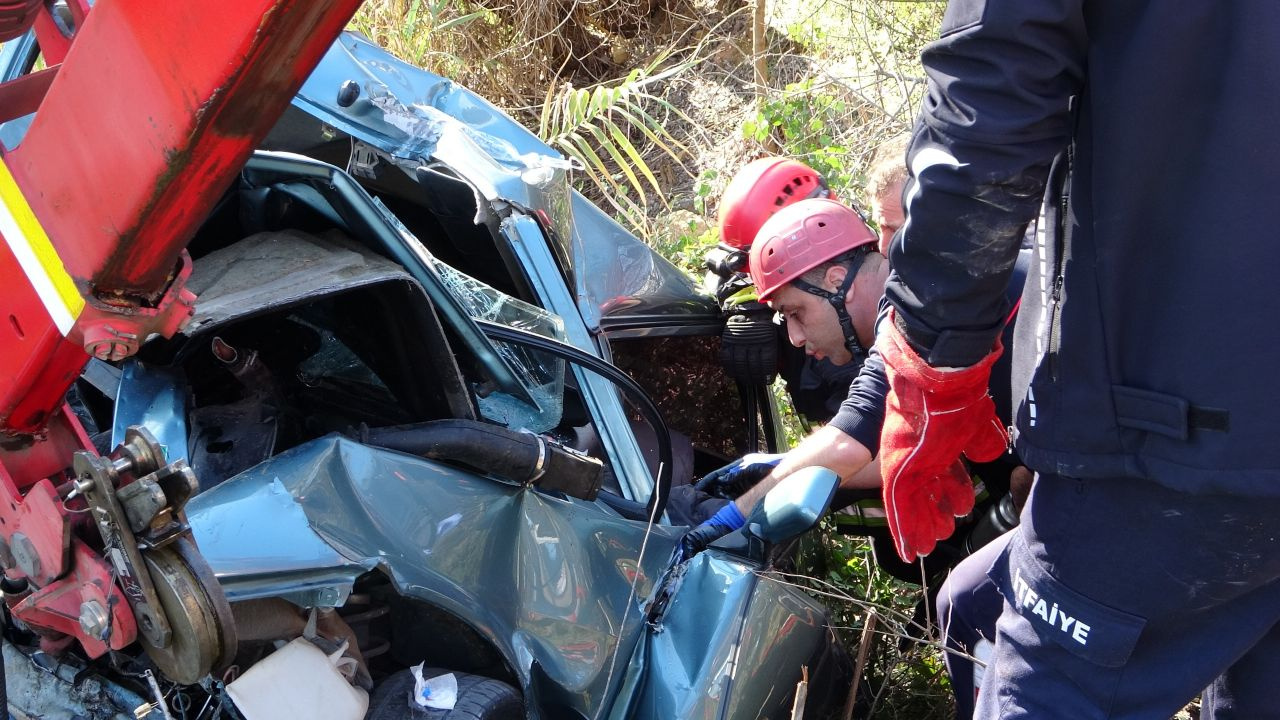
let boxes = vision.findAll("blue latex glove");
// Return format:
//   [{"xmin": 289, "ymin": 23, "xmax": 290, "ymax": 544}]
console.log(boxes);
[
  {"xmin": 694, "ymin": 452, "xmax": 786, "ymax": 497},
  {"xmin": 671, "ymin": 503, "xmax": 746, "ymax": 565}
]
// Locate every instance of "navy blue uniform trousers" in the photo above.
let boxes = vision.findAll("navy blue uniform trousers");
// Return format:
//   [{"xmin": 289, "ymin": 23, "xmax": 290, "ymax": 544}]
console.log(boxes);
[
  {"xmin": 938, "ymin": 530, "xmax": 1009, "ymax": 719},
  {"xmin": 976, "ymin": 474, "xmax": 1280, "ymax": 719}
]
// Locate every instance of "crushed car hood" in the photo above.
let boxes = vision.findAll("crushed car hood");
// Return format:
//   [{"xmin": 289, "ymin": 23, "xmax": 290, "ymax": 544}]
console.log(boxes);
[
  {"xmin": 288, "ymin": 32, "xmax": 718, "ymax": 334},
  {"xmin": 187, "ymin": 436, "xmax": 683, "ymax": 716}
]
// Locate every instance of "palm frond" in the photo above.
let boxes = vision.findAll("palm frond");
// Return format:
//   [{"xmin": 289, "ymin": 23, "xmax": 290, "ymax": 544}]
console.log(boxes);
[{"xmin": 539, "ymin": 58, "xmax": 697, "ymax": 228}]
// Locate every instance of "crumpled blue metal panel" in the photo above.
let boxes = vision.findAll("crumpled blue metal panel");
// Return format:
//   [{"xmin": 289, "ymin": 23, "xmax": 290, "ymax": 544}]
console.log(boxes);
[
  {"xmin": 291, "ymin": 33, "xmax": 717, "ymax": 333},
  {"xmin": 723, "ymin": 570, "xmax": 835, "ymax": 718},
  {"xmin": 615, "ymin": 554, "xmax": 757, "ymax": 719},
  {"xmin": 608, "ymin": 552, "xmax": 830, "ymax": 720},
  {"xmin": 186, "ymin": 435, "xmax": 684, "ymax": 717},
  {"xmin": 110, "ymin": 360, "xmax": 189, "ymax": 465},
  {"xmin": 188, "ymin": 472, "xmax": 369, "ymax": 607}
]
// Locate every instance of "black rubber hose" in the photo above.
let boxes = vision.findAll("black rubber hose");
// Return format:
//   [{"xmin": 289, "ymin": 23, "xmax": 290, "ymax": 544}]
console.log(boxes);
[
  {"xmin": 359, "ymin": 418, "xmax": 602, "ymax": 500},
  {"xmin": 363, "ymin": 419, "xmax": 548, "ymax": 480},
  {"xmin": 476, "ymin": 321, "xmax": 672, "ymax": 522}
]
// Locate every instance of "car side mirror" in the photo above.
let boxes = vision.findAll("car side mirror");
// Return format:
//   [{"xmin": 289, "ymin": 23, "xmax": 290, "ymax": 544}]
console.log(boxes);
[{"xmin": 743, "ymin": 466, "xmax": 839, "ymax": 544}]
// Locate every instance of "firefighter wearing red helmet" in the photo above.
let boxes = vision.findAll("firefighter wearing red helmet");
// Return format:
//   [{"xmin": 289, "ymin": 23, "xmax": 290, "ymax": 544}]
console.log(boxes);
[
  {"xmin": 674, "ymin": 197, "xmax": 902, "ymax": 563},
  {"xmin": 677, "ymin": 196, "xmax": 1031, "ymax": 595},
  {"xmin": 749, "ymin": 198, "xmax": 879, "ymax": 366},
  {"xmin": 703, "ymin": 159, "xmax": 862, "ymax": 426}
]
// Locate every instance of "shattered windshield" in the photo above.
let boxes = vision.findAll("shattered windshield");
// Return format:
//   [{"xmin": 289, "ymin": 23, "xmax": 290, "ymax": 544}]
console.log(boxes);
[{"xmin": 433, "ymin": 263, "xmax": 567, "ymax": 433}]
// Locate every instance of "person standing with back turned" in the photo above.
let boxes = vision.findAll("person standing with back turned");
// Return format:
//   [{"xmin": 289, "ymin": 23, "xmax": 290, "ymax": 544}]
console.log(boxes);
[{"xmin": 874, "ymin": 1, "xmax": 1280, "ymax": 717}]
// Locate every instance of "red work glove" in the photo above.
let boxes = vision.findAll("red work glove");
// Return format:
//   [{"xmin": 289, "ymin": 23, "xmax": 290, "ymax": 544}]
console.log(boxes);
[{"xmin": 879, "ymin": 320, "xmax": 1008, "ymax": 562}]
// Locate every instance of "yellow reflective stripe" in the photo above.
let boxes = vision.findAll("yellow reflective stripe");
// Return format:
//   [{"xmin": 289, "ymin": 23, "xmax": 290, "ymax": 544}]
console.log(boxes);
[{"xmin": 0, "ymin": 159, "xmax": 83, "ymax": 334}]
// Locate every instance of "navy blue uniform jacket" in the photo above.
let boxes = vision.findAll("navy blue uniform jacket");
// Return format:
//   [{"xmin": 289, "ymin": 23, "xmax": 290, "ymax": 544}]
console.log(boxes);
[{"xmin": 882, "ymin": 0, "xmax": 1280, "ymax": 495}]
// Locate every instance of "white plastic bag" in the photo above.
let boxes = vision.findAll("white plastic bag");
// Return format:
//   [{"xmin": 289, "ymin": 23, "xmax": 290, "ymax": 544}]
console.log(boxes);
[{"xmin": 411, "ymin": 663, "xmax": 458, "ymax": 710}]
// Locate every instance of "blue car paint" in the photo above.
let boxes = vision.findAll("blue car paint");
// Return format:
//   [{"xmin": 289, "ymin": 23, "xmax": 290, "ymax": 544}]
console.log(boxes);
[
  {"xmin": 110, "ymin": 360, "xmax": 190, "ymax": 464},
  {"xmin": 187, "ymin": 436, "xmax": 683, "ymax": 717}
]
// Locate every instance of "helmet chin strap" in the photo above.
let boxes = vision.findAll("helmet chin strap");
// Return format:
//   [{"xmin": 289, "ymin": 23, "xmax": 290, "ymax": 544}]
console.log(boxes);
[{"xmin": 792, "ymin": 249, "xmax": 871, "ymax": 366}]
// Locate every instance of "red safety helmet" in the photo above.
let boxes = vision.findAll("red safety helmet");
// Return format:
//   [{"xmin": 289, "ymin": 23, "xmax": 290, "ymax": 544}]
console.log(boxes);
[
  {"xmin": 749, "ymin": 198, "xmax": 877, "ymax": 302},
  {"xmin": 718, "ymin": 157, "xmax": 832, "ymax": 249}
]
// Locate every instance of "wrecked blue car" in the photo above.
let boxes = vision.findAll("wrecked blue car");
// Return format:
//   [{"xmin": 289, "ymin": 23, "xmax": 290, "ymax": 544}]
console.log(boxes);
[{"xmin": 0, "ymin": 31, "xmax": 852, "ymax": 719}]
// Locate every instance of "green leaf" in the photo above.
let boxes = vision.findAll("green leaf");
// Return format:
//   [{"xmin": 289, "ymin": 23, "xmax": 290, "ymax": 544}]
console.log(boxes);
[
  {"xmin": 402, "ymin": 0, "xmax": 424, "ymax": 40},
  {"xmin": 434, "ymin": 9, "xmax": 486, "ymax": 33},
  {"xmin": 621, "ymin": 100, "xmax": 691, "ymax": 155},
  {"xmin": 612, "ymin": 106, "xmax": 683, "ymax": 164},
  {"xmin": 582, "ymin": 121, "xmax": 646, "ymax": 204},
  {"xmin": 538, "ymin": 83, "xmax": 556, "ymax": 138},
  {"xmin": 566, "ymin": 133, "xmax": 621, "ymax": 194},
  {"xmin": 571, "ymin": 88, "xmax": 590, "ymax": 122},
  {"xmin": 536, "ymin": 61, "xmax": 698, "ymax": 229},
  {"xmin": 606, "ymin": 118, "xmax": 665, "ymax": 200},
  {"xmin": 588, "ymin": 86, "xmax": 609, "ymax": 116}
]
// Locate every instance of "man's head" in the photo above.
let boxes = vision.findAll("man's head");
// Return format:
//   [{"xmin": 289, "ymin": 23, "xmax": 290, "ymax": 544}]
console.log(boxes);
[
  {"xmin": 749, "ymin": 198, "xmax": 885, "ymax": 366},
  {"xmin": 718, "ymin": 157, "xmax": 832, "ymax": 249},
  {"xmin": 867, "ymin": 134, "xmax": 910, "ymax": 255}
]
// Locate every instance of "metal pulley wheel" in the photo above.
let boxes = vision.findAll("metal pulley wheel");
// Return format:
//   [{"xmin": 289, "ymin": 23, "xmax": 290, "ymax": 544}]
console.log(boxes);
[{"xmin": 140, "ymin": 536, "xmax": 238, "ymax": 685}]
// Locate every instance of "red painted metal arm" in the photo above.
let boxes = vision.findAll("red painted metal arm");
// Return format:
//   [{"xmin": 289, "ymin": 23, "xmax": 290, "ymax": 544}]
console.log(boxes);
[
  {"xmin": 2, "ymin": 0, "xmax": 362, "ymax": 437},
  {"xmin": 0, "ymin": 0, "xmax": 361, "ymax": 663}
]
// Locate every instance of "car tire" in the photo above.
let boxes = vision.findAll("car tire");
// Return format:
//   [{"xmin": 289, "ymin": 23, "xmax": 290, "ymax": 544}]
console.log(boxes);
[{"xmin": 365, "ymin": 667, "xmax": 522, "ymax": 720}]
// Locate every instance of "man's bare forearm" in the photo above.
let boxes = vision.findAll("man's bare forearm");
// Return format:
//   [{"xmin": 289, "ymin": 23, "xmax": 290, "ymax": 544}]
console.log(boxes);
[
  {"xmin": 846, "ymin": 457, "xmax": 881, "ymax": 490},
  {"xmin": 733, "ymin": 425, "xmax": 873, "ymax": 514}
]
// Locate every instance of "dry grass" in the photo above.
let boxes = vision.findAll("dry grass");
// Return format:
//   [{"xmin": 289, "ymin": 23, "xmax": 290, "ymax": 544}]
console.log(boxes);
[
  {"xmin": 350, "ymin": 0, "xmax": 940, "ymax": 237},
  {"xmin": 352, "ymin": 0, "xmax": 697, "ymax": 112}
]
